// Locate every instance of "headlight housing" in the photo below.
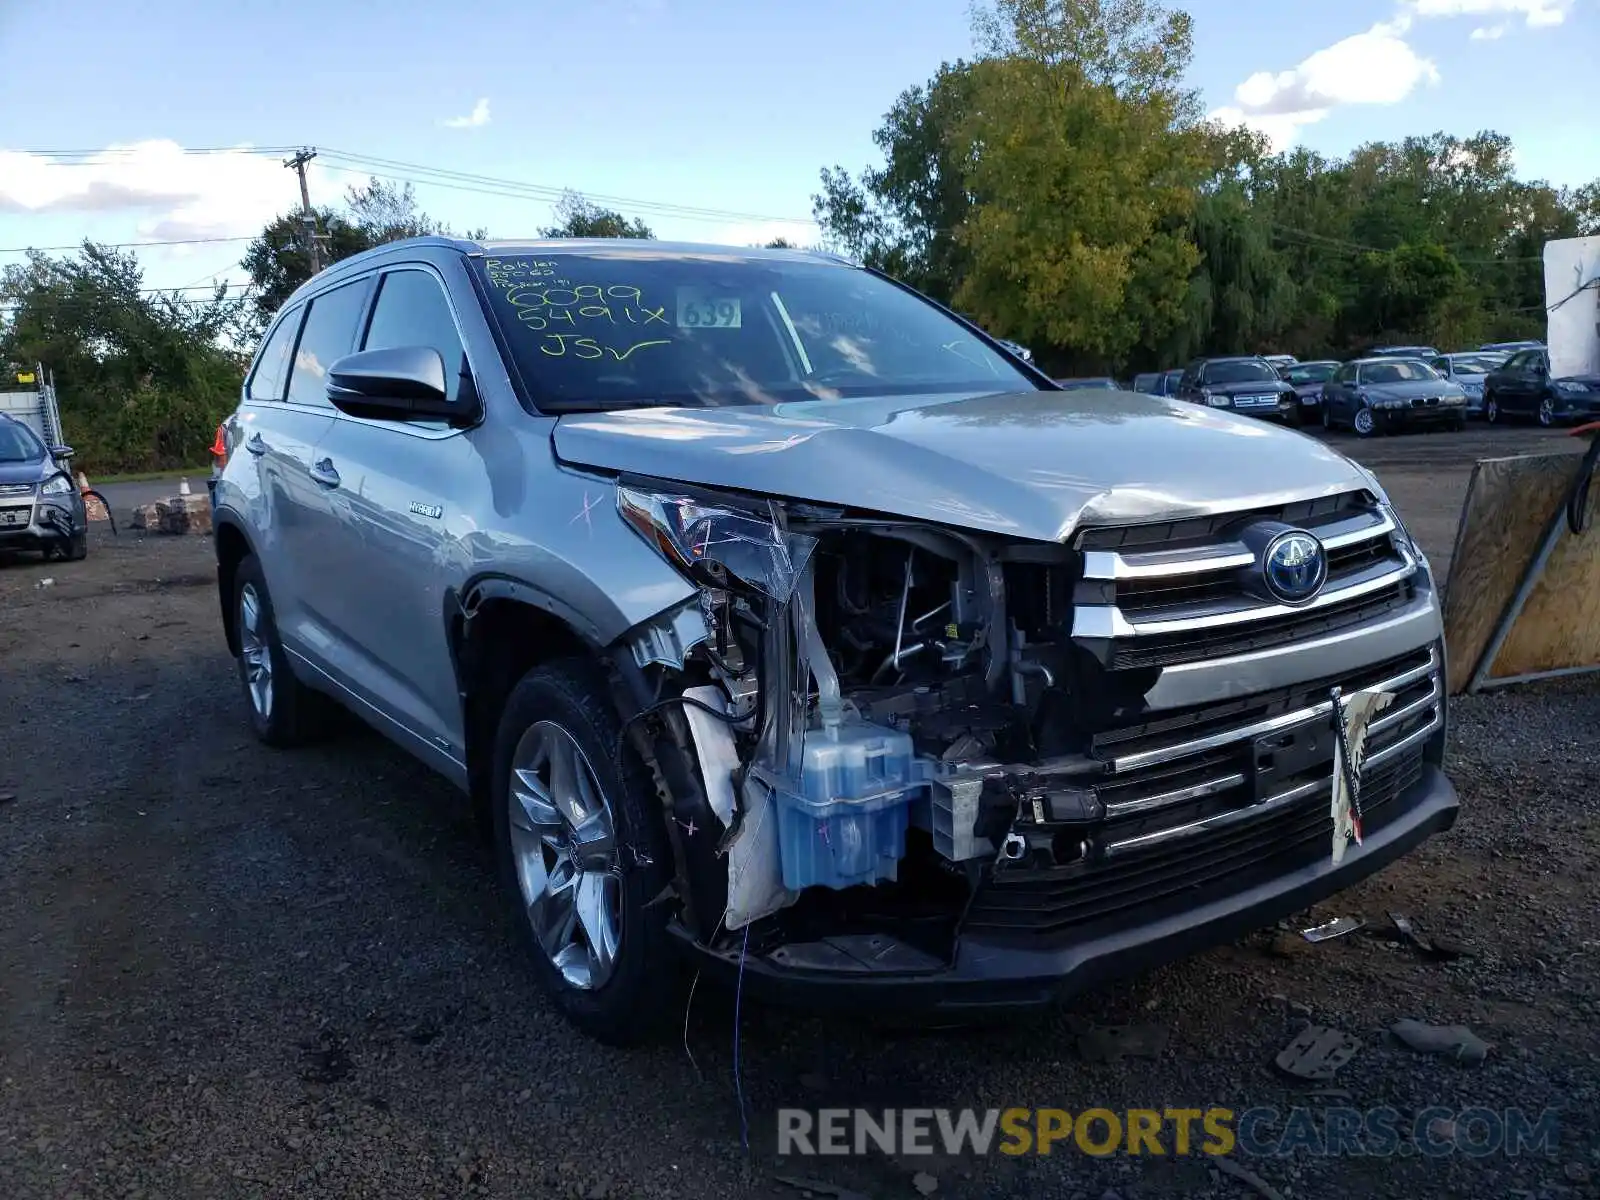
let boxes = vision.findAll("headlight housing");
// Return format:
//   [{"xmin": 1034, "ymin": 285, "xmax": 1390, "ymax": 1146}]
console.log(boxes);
[
  {"xmin": 39, "ymin": 474, "xmax": 73, "ymax": 495},
  {"xmin": 617, "ymin": 485, "xmax": 817, "ymax": 602}
]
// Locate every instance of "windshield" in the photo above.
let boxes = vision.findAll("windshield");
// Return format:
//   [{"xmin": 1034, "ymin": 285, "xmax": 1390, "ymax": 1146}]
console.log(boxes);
[
  {"xmin": 1204, "ymin": 360, "xmax": 1278, "ymax": 385},
  {"xmin": 1287, "ymin": 362, "xmax": 1337, "ymax": 385},
  {"xmin": 1450, "ymin": 356, "xmax": 1498, "ymax": 376},
  {"xmin": 1362, "ymin": 359, "xmax": 1439, "ymax": 384},
  {"xmin": 474, "ymin": 252, "xmax": 1039, "ymax": 411},
  {"xmin": 0, "ymin": 419, "xmax": 44, "ymax": 463}
]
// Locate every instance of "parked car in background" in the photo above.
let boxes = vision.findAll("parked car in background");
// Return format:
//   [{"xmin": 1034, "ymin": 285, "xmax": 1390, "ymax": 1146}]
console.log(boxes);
[
  {"xmin": 1176, "ymin": 356, "xmax": 1299, "ymax": 423},
  {"xmin": 0, "ymin": 413, "xmax": 87, "ymax": 561},
  {"xmin": 1131, "ymin": 370, "xmax": 1183, "ymax": 397},
  {"xmin": 1482, "ymin": 346, "xmax": 1600, "ymax": 426},
  {"xmin": 1283, "ymin": 360, "xmax": 1341, "ymax": 418},
  {"xmin": 1369, "ymin": 345, "xmax": 1440, "ymax": 359},
  {"xmin": 1429, "ymin": 353, "xmax": 1502, "ymax": 417},
  {"xmin": 1321, "ymin": 358, "xmax": 1467, "ymax": 437},
  {"xmin": 1056, "ymin": 376, "xmax": 1119, "ymax": 391},
  {"xmin": 1479, "ymin": 340, "xmax": 1543, "ymax": 355},
  {"xmin": 1262, "ymin": 354, "xmax": 1298, "ymax": 376}
]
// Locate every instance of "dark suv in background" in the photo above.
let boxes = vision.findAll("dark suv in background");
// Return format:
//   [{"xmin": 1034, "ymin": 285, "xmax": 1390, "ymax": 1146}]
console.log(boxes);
[{"xmin": 1175, "ymin": 356, "xmax": 1299, "ymax": 423}]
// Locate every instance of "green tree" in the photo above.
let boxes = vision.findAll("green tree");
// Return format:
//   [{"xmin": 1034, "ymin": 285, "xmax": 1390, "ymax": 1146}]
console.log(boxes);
[
  {"xmin": 952, "ymin": 0, "xmax": 1208, "ymax": 366},
  {"xmin": 539, "ymin": 191, "xmax": 654, "ymax": 239},
  {"xmin": 0, "ymin": 244, "xmax": 248, "ymax": 473},
  {"xmin": 241, "ymin": 208, "xmax": 372, "ymax": 329},
  {"xmin": 241, "ymin": 176, "xmax": 474, "ymax": 331}
]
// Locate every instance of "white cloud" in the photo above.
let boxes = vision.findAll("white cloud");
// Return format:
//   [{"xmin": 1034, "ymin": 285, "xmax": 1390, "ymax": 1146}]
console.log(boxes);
[
  {"xmin": 1207, "ymin": 22, "xmax": 1439, "ymax": 151},
  {"xmin": 0, "ymin": 140, "xmax": 338, "ymax": 244},
  {"xmin": 441, "ymin": 98, "xmax": 491, "ymax": 129},
  {"xmin": 1470, "ymin": 21, "xmax": 1509, "ymax": 36},
  {"xmin": 1410, "ymin": 0, "xmax": 1574, "ymax": 27}
]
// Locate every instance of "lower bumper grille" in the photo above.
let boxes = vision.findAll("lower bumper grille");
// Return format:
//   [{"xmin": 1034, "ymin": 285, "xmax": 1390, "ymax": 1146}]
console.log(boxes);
[
  {"xmin": 964, "ymin": 645, "xmax": 1443, "ymax": 942},
  {"xmin": 964, "ymin": 745, "xmax": 1426, "ymax": 941}
]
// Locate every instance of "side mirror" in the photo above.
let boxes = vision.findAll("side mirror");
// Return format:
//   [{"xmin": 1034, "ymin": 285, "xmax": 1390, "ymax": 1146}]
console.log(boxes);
[
  {"xmin": 49, "ymin": 444, "xmax": 74, "ymax": 461},
  {"xmin": 326, "ymin": 346, "xmax": 480, "ymax": 425}
]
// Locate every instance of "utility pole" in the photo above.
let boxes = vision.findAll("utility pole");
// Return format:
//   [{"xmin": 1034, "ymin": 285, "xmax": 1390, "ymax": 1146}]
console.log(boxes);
[{"xmin": 283, "ymin": 148, "xmax": 322, "ymax": 274}]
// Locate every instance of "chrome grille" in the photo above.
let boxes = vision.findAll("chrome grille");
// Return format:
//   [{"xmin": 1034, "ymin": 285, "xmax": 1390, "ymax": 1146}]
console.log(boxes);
[
  {"xmin": 1231, "ymin": 393, "xmax": 1280, "ymax": 410},
  {"xmin": 1072, "ymin": 492, "xmax": 1416, "ymax": 669},
  {"xmin": 0, "ymin": 482, "xmax": 35, "ymax": 497}
]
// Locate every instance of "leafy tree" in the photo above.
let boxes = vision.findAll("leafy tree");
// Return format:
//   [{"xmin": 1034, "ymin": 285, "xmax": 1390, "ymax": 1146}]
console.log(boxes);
[
  {"xmin": 0, "ymin": 244, "xmax": 248, "ymax": 472},
  {"xmin": 539, "ymin": 191, "xmax": 654, "ymax": 239},
  {"xmin": 241, "ymin": 176, "xmax": 475, "ymax": 332},
  {"xmin": 241, "ymin": 208, "xmax": 371, "ymax": 329}
]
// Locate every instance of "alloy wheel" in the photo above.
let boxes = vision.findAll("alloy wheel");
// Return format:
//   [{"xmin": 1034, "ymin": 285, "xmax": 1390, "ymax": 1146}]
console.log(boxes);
[
  {"xmin": 238, "ymin": 582, "xmax": 274, "ymax": 719},
  {"xmin": 1485, "ymin": 395, "xmax": 1499, "ymax": 424},
  {"xmin": 1538, "ymin": 396, "xmax": 1554, "ymax": 427},
  {"xmin": 1353, "ymin": 406, "xmax": 1375, "ymax": 436},
  {"xmin": 507, "ymin": 720, "xmax": 623, "ymax": 991}
]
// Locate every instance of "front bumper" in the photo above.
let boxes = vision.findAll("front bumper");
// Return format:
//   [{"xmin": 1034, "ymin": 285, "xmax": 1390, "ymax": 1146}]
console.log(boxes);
[
  {"xmin": 1375, "ymin": 402, "xmax": 1465, "ymax": 429},
  {"xmin": 1552, "ymin": 393, "xmax": 1600, "ymax": 421},
  {"xmin": 679, "ymin": 763, "xmax": 1458, "ymax": 1014},
  {"xmin": 0, "ymin": 494, "xmax": 85, "ymax": 550}
]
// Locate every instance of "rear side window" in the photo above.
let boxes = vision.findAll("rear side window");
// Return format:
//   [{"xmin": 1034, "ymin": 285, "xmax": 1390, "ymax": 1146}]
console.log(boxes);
[
  {"xmin": 248, "ymin": 307, "xmax": 303, "ymax": 402},
  {"xmin": 362, "ymin": 269, "xmax": 467, "ymax": 404},
  {"xmin": 287, "ymin": 280, "xmax": 370, "ymax": 408}
]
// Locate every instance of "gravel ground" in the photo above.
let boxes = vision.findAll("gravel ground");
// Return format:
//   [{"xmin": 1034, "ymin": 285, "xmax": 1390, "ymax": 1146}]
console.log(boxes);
[{"xmin": 1, "ymin": 425, "xmax": 1597, "ymax": 1200}]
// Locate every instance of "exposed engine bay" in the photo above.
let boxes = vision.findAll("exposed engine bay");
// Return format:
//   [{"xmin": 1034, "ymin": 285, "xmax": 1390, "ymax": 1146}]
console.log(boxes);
[{"xmin": 610, "ymin": 480, "xmax": 1150, "ymax": 968}]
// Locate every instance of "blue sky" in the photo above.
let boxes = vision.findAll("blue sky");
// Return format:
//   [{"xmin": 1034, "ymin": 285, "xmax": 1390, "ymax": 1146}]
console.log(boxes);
[{"xmin": 1, "ymin": 0, "xmax": 1595, "ymax": 293}]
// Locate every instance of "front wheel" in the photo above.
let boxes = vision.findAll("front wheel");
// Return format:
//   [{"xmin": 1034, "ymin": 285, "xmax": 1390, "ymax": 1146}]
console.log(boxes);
[
  {"xmin": 1353, "ymin": 405, "xmax": 1378, "ymax": 438},
  {"xmin": 64, "ymin": 530, "xmax": 88, "ymax": 561},
  {"xmin": 491, "ymin": 657, "xmax": 679, "ymax": 1045},
  {"xmin": 1538, "ymin": 395, "xmax": 1555, "ymax": 427},
  {"xmin": 1485, "ymin": 392, "xmax": 1500, "ymax": 424},
  {"xmin": 1321, "ymin": 403, "xmax": 1334, "ymax": 432}
]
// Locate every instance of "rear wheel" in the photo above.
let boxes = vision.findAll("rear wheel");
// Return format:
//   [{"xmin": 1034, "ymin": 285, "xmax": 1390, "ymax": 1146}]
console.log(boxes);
[
  {"xmin": 491, "ymin": 657, "xmax": 679, "ymax": 1045},
  {"xmin": 233, "ymin": 554, "xmax": 334, "ymax": 746}
]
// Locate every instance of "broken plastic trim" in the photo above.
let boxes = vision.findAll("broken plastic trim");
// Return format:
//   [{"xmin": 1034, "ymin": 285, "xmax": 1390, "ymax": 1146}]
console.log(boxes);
[{"xmin": 617, "ymin": 484, "xmax": 818, "ymax": 603}]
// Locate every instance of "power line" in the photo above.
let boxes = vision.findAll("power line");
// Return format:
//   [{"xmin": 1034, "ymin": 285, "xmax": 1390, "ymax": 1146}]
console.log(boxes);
[{"xmin": 0, "ymin": 235, "xmax": 256, "ymax": 254}]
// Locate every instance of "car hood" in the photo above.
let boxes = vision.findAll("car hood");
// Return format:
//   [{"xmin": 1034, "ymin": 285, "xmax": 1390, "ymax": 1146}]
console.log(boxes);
[
  {"xmin": 1366, "ymin": 380, "xmax": 1462, "ymax": 400},
  {"xmin": 0, "ymin": 457, "xmax": 47, "ymax": 486},
  {"xmin": 552, "ymin": 389, "xmax": 1371, "ymax": 543}
]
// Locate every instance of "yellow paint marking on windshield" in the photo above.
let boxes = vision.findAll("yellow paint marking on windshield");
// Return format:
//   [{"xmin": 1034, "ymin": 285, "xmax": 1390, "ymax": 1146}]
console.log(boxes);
[{"xmin": 606, "ymin": 339, "xmax": 672, "ymax": 361}]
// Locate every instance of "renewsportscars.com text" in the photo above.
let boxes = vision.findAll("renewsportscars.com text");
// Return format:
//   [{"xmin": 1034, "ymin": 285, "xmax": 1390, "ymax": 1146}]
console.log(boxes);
[{"xmin": 777, "ymin": 1106, "xmax": 1560, "ymax": 1159}]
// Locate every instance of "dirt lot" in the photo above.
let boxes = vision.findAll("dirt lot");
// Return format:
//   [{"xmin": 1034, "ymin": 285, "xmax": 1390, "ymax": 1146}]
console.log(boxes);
[{"xmin": 2, "ymin": 425, "xmax": 1597, "ymax": 1200}]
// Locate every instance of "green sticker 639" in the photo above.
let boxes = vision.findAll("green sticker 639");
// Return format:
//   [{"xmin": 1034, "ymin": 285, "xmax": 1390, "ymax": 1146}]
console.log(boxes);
[{"xmin": 676, "ymin": 290, "xmax": 742, "ymax": 329}]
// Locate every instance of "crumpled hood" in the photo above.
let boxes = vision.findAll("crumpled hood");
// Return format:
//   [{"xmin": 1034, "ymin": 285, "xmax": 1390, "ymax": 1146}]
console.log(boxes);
[{"xmin": 553, "ymin": 389, "xmax": 1372, "ymax": 543}]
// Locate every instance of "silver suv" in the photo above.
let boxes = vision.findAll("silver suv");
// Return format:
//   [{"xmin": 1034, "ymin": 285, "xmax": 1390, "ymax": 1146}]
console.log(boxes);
[{"xmin": 214, "ymin": 238, "xmax": 1458, "ymax": 1043}]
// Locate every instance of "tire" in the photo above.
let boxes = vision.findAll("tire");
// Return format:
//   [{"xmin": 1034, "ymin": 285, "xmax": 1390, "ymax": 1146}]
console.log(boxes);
[
  {"xmin": 490, "ymin": 657, "xmax": 679, "ymax": 1045},
  {"xmin": 1353, "ymin": 405, "xmax": 1378, "ymax": 438},
  {"xmin": 1321, "ymin": 403, "xmax": 1334, "ymax": 432},
  {"xmin": 233, "ymin": 554, "xmax": 332, "ymax": 747},
  {"xmin": 1485, "ymin": 392, "xmax": 1500, "ymax": 425},
  {"xmin": 64, "ymin": 531, "xmax": 88, "ymax": 561},
  {"xmin": 1538, "ymin": 395, "xmax": 1555, "ymax": 428}
]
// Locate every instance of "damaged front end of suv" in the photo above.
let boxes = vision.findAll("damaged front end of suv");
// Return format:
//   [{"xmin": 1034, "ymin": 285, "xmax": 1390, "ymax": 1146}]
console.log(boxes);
[{"xmin": 601, "ymin": 469, "xmax": 1457, "ymax": 1013}]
